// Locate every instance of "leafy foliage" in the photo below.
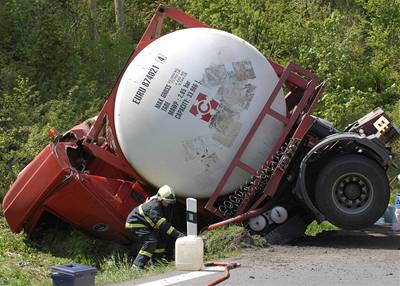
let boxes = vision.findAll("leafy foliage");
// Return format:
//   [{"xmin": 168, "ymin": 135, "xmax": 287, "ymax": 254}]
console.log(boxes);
[
  {"xmin": 305, "ymin": 220, "xmax": 338, "ymax": 236},
  {"xmin": 1, "ymin": 0, "xmax": 400, "ymax": 198}
]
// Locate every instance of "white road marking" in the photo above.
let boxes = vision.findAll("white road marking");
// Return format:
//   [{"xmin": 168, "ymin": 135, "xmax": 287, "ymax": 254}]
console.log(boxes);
[{"xmin": 134, "ymin": 266, "xmax": 225, "ymax": 286}]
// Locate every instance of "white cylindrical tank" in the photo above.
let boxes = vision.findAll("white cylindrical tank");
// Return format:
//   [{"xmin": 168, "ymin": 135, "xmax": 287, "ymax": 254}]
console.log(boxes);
[{"xmin": 114, "ymin": 28, "xmax": 286, "ymax": 198}]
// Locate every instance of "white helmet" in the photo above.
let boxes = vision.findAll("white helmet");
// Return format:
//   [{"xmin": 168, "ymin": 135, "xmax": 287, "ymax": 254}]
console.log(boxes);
[{"xmin": 157, "ymin": 185, "xmax": 176, "ymax": 204}]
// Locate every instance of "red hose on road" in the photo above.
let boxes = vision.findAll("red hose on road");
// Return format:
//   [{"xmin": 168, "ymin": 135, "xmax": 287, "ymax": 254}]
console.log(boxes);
[{"xmin": 204, "ymin": 262, "xmax": 241, "ymax": 286}]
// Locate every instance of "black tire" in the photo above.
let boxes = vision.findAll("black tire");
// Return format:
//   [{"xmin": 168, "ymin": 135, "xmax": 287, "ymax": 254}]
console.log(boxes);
[{"xmin": 315, "ymin": 154, "xmax": 389, "ymax": 230}]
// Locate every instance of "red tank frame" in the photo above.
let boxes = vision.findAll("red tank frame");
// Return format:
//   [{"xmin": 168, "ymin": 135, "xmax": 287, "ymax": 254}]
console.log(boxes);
[{"xmin": 2, "ymin": 5, "xmax": 325, "ymax": 242}]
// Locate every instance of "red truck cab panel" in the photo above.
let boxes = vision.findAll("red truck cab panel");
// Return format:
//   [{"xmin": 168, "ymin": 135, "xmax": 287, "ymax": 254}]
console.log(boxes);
[
  {"xmin": 2, "ymin": 144, "xmax": 71, "ymax": 232},
  {"xmin": 2, "ymin": 136, "xmax": 149, "ymax": 243}
]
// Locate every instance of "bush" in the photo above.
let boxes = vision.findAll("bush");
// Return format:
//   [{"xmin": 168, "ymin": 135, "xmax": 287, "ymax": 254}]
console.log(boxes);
[{"xmin": 202, "ymin": 225, "xmax": 266, "ymax": 260}]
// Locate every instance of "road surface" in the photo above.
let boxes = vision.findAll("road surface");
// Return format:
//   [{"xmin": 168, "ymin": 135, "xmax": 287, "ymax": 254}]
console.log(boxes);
[{"xmin": 111, "ymin": 225, "xmax": 400, "ymax": 286}]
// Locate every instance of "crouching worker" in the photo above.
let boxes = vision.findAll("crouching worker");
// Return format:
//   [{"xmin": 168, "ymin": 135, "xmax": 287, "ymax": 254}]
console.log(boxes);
[{"xmin": 126, "ymin": 185, "xmax": 185, "ymax": 269}]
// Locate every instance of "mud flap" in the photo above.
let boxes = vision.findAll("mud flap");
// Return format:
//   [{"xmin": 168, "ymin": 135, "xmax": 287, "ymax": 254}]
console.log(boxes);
[{"xmin": 265, "ymin": 214, "xmax": 313, "ymax": 245}]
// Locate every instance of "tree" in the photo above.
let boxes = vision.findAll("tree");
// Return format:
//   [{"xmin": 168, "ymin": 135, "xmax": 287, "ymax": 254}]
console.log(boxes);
[
  {"xmin": 114, "ymin": 0, "xmax": 126, "ymax": 35},
  {"xmin": 88, "ymin": 0, "xmax": 98, "ymax": 40}
]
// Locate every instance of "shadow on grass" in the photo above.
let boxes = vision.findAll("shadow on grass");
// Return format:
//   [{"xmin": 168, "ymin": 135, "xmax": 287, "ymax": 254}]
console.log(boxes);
[
  {"xmin": 26, "ymin": 220, "xmax": 134, "ymax": 269},
  {"xmin": 26, "ymin": 213, "xmax": 176, "ymax": 267}
]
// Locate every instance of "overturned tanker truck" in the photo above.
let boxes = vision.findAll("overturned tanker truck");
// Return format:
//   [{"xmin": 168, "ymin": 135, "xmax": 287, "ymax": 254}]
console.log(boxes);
[{"xmin": 3, "ymin": 5, "xmax": 399, "ymax": 244}]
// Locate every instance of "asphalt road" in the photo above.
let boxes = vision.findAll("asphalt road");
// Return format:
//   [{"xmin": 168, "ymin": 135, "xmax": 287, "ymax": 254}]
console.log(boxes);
[{"xmin": 111, "ymin": 225, "xmax": 400, "ymax": 286}]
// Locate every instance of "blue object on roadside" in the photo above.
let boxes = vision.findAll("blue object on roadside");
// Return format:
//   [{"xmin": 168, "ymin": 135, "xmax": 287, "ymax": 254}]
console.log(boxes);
[
  {"xmin": 51, "ymin": 263, "xmax": 97, "ymax": 286},
  {"xmin": 384, "ymin": 206, "xmax": 395, "ymax": 224}
]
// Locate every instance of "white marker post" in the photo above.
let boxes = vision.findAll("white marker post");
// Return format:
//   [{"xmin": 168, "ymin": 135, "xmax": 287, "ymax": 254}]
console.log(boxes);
[
  {"xmin": 175, "ymin": 198, "xmax": 204, "ymax": 271},
  {"xmin": 186, "ymin": 198, "xmax": 197, "ymax": 236}
]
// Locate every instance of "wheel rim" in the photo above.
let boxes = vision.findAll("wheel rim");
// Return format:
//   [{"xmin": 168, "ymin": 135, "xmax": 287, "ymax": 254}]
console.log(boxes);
[{"xmin": 332, "ymin": 172, "xmax": 373, "ymax": 215}]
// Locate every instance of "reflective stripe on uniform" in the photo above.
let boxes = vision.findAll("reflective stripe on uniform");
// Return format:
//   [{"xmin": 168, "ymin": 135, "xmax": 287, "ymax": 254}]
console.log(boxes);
[
  {"xmin": 125, "ymin": 222, "xmax": 146, "ymax": 229},
  {"xmin": 155, "ymin": 217, "xmax": 166, "ymax": 229},
  {"xmin": 166, "ymin": 226, "xmax": 175, "ymax": 235},
  {"xmin": 154, "ymin": 248, "xmax": 166, "ymax": 253},
  {"xmin": 139, "ymin": 205, "xmax": 155, "ymax": 227},
  {"xmin": 139, "ymin": 249, "xmax": 153, "ymax": 258}
]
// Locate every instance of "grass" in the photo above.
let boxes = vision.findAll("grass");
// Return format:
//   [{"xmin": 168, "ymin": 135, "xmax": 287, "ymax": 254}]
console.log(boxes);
[
  {"xmin": 0, "ymin": 213, "xmax": 269, "ymax": 285},
  {"xmin": 0, "ymin": 214, "xmax": 174, "ymax": 286},
  {"xmin": 202, "ymin": 225, "xmax": 266, "ymax": 261},
  {"xmin": 0, "ymin": 215, "xmax": 68, "ymax": 286},
  {"xmin": 0, "ymin": 213, "xmax": 264, "ymax": 286},
  {"xmin": 96, "ymin": 259, "xmax": 174, "ymax": 285},
  {"xmin": 390, "ymin": 186, "xmax": 399, "ymax": 206}
]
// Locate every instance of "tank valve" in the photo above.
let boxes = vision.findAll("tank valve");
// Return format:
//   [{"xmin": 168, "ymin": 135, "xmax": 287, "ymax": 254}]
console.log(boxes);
[
  {"xmin": 269, "ymin": 206, "xmax": 288, "ymax": 224},
  {"xmin": 248, "ymin": 215, "xmax": 267, "ymax": 232}
]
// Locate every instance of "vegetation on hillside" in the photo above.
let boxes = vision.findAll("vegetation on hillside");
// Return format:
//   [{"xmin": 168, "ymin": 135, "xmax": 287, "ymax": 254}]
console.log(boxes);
[{"xmin": 1, "ymin": 0, "xmax": 400, "ymax": 199}]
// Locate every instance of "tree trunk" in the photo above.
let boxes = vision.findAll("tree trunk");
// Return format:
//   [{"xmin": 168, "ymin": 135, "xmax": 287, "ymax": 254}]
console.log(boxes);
[
  {"xmin": 114, "ymin": 0, "xmax": 125, "ymax": 35},
  {"xmin": 88, "ymin": 0, "xmax": 98, "ymax": 40}
]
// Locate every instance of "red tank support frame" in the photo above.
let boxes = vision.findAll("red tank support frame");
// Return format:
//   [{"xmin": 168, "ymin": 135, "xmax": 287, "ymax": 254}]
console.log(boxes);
[{"xmin": 84, "ymin": 4, "xmax": 326, "ymax": 223}]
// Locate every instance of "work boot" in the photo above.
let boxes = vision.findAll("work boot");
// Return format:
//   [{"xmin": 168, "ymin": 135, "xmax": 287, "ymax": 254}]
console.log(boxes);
[
  {"xmin": 131, "ymin": 264, "xmax": 144, "ymax": 271},
  {"xmin": 133, "ymin": 251, "xmax": 152, "ymax": 269},
  {"xmin": 131, "ymin": 263, "xmax": 144, "ymax": 271},
  {"xmin": 151, "ymin": 256, "xmax": 169, "ymax": 265},
  {"xmin": 151, "ymin": 247, "xmax": 168, "ymax": 265}
]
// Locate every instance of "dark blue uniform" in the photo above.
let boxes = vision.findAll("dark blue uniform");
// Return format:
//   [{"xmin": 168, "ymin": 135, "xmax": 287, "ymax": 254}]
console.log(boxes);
[{"xmin": 126, "ymin": 198, "xmax": 184, "ymax": 268}]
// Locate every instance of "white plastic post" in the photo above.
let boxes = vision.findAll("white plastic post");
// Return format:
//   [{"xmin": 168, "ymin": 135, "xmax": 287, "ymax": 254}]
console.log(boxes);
[{"xmin": 186, "ymin": 198, "xmax": 197, "ymax": 236}]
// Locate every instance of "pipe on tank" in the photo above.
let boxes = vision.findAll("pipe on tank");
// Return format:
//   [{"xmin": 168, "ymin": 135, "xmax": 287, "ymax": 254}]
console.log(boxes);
[{"xmin": 202, "ymin": 205, "xmax": 268, "ymax": 233}]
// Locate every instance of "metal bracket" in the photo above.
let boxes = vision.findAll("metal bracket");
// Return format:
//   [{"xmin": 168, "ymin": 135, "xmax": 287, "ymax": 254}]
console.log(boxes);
[{"xmin": 373, "ymin": 116, "xmax": 391, "ymax": 136}]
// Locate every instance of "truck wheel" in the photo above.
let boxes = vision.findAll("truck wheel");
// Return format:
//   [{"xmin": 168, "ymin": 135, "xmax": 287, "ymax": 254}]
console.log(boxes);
[{"xmin": 315, "ymin": 154, "xmax": 389, "ymax": 230}]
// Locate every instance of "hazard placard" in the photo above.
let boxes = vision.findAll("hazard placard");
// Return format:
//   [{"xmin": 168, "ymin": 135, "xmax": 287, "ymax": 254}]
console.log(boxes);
[{"xmin": 189, "ymin": 93, "xmax": 219, "ymax": 122}]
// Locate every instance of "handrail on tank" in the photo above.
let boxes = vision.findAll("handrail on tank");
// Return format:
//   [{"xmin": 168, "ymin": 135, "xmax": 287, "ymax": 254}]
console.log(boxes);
[
  {"xmin": 248, "ymin": 81, "xmax": 325, "ymax": 211},
  {"xmin": 204, "ymin": 82, "xmax": 326, "ymax": 230},
  {"xmin": 204, "ymin": 61, "xmax": 321, "ymax": 218}
]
